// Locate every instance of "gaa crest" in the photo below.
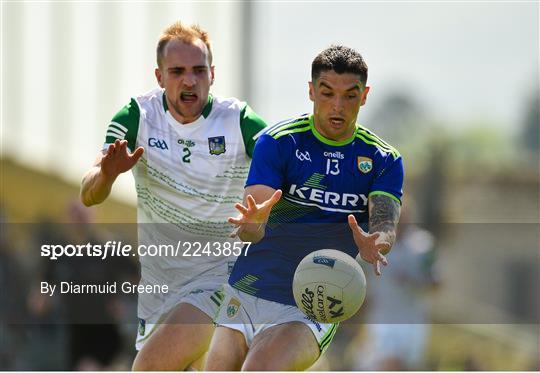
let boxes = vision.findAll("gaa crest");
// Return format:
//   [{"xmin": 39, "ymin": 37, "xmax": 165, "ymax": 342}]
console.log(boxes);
[
  {"xmin": 227, "ymin": 298, "xmax": 241, "ymax": 318},
  {"xmin": 208, "ymin": 136, "xmax": 226, "ymax": 155},
  {"xmin": 357, "ymin": 157, "xmax": 373, "ymax": 173}
]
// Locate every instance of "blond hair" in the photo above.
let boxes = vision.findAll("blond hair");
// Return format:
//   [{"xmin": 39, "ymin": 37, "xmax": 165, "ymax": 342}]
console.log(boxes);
[{"xmin": 156, "ymin": 21, "xmax": 213, "ymax": 68}]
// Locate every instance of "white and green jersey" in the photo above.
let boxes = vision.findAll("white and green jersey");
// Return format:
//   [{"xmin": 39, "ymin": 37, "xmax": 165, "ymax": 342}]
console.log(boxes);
[{"xmin": 103, "ymin": 88, "xmax": 266, "ymax": 321}]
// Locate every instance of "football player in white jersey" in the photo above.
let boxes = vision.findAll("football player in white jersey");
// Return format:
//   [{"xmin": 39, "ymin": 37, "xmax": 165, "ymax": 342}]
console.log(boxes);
[{"xmin": 80, "ymin": 21, "xmax": 266, "ymax": 370}]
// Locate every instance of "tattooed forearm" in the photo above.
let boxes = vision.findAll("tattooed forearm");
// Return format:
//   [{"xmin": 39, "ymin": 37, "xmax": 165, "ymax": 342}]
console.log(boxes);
[{"xmin": 369, "ymin": 195, "xmax": 401, "ymax": 250}]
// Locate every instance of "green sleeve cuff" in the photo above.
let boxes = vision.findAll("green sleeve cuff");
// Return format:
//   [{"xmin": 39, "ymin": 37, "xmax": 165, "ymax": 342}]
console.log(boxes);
[
  {"xmin": 368, "ymin": 191, "xmax": 401, "ymax": 204},
  {"xmin": 105, "ymin": 98, "xmax": 141, "ymax": 152}
]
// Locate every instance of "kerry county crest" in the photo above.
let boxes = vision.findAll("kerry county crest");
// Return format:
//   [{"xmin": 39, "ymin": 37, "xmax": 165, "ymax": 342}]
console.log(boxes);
[
  {"xmin": 227, "ymin": 298, "xmax": 241, "ymax": 319},
  {"xmin": 357, "ymin": 156, "xmax": 373, "ymax": 173},
  {"xmin": 208, "ymin": 136, "xmax": 226, "ymax": 155}
]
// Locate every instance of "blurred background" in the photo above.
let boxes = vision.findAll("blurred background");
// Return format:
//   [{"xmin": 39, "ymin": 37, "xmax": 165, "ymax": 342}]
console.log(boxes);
[{"xmin": 1, "ymin": 1, "xmax": 539, "ymax": 370}]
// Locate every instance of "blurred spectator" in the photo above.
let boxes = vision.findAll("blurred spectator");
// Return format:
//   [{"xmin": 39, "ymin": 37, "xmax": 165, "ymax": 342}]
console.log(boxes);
[{"xmin": 354, "ymin": 200, "xmax": 439, "ymax": 370}]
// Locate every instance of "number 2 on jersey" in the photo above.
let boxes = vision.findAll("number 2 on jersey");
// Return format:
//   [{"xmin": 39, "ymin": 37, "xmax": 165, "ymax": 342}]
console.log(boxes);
[{"xmin": 182, "ymin": 147, "xmax": 191, "ymax": 163}]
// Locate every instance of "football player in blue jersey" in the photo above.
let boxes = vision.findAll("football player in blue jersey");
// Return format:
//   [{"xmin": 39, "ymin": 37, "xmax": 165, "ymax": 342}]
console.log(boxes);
[{"xmin": 205, "ymin": 45, "xmax": 404, "ymax": 371}]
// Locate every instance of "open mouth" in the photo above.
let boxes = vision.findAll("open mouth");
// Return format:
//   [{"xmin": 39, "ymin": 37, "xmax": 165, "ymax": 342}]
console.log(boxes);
[
  {"xmin": 329, "ymin": 117, "xmax": 345, "ymax": 126},
  {"xmin": 180, "ymin": 92, "xmax": 198, "ymax": 103}
]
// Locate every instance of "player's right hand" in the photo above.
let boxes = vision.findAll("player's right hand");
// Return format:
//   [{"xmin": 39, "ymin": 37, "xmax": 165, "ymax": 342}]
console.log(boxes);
[
  {"xmin": 101, "ymin": 139, "xmax": 144, "ymax": 178},
  {"xmin": 228, "ymin": 189, "xmax": 282, "ymax": 238}
]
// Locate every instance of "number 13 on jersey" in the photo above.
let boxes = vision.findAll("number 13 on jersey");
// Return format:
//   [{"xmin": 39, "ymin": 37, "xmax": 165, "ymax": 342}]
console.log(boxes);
[{"xmin": 326, "ymin": 159, "xmax": 340, "ymax": 175}]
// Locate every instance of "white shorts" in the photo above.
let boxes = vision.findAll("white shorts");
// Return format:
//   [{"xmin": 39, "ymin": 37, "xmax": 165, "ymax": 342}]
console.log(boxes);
[
  {"xmin": 135, "ymin": 277, "xmax": 226, "ymax": 350},
  {"xmin": 215, "ymin": 284, "xmax": 338, "ymax": 354}
]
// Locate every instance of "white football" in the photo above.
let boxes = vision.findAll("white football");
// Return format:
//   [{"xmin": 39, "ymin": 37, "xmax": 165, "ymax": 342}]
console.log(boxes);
[{"xmin": 292, "ymin": 249, "xmax": 367, "ymax": 323}]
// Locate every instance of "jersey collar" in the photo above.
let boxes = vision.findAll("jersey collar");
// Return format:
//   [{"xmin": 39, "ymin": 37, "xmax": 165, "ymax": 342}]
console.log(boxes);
[
  {"xmin": 309, "ymin": 114, "xmax": 357, "ymax": 146},
  {"xmin": 162, "ymin": 91, "xmax": 214, "ymax": 119},
  {"xmin": 201, "ymin": 94, "xmax": 213, "ymax": 119}
]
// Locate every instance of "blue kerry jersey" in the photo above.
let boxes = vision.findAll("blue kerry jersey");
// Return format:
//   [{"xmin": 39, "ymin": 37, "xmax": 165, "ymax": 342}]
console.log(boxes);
[{"xmin": 229, "ymin": 114, "xmax": 404, "ymax": 305}]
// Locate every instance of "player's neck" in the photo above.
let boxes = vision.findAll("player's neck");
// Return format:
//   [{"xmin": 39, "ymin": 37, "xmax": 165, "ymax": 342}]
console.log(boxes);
[
  {"xmin": 164, "ymin": 95, "xmax": 203, "ymax": 125},
  {"xmin": 168, "ymin": 107, "xmax": 201, "ymax": 125}
]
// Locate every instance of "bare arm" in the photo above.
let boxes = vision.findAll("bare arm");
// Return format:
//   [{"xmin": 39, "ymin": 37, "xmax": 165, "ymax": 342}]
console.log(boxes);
[
  {"xmin": 80, "ymin": 152, "xmax": 115, "ymax": 207},
  {"xmin": 229, "ymin": 185, "xmax": 282, "ymax": 244},
  {"xmin": 80, "ymin": 139, "xmax": 144, "ymax": 206},
  {"xmin": 348, "ymin": 194, "xmax": 401, "ymax": 275},
  {"xmin": 368, "ymin": 194, "xmax": 401, "ymax": 254}
]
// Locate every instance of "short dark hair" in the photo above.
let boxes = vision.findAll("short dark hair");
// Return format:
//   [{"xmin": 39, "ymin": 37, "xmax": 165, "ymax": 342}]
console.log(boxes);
[{"xmin": 311, "ymin": 45, "xmax": 368, "ymax": 85}]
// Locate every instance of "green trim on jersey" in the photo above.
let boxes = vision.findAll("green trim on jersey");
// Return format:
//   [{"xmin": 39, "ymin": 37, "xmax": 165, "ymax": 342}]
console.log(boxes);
[
  {"xmin": 304, "ymin": 173, "xmax": 327, "ymax": 190},
  {"xmin": 273, "ymin": 125, "xmax": 311, "ymax": 139},
  {"xmin": 356, "ymin": 132, "xmax": 396, "ymax": 158},
  {"xmin": 272, "ymin": 122, "xmax": 311, "ymax": 139},
  {"xmin": 162, "ymin": 91, "xmax": 168, "ymax": 111},
  {"xmin": 231, "ymin": 274, "xmax": 259, "ymax": 295},
  {"xmin": 105, "ymin": 98, "xmax": 140, "ymax": 151},
  {"xmin": 319, "ymin": 323, "xmax": 339, "ymax": 353},
  {"xmin": 209, "ymin": 289, "xmax": 224, "ymax": 307},
  {"xmin": 267, "ymin": 115, "xmax": 310, "ymax": 140},
  {"xmin": 368, "ymin": 190, "xmax": 401, "ymax": 204},
  {"xmin": 202, "ymin": 94, "xmax": 213, "ymax": 118},
  {"xmin": 267, "ymin": 198, "xmax": 317, "ymax": 229},
  {"xmin": 269, "ymin": 119, "xmax": 309, "ymax": 137},
  {"xmin": 357, "ymin": 124, "xmax": 394, "ymax": 149},
  {"xmin": 356, "ymin": 125, "xmax": 400, "ymax": 160},
  {"xmin": 309, "ymin": 115, "xmax": 357, "ymax": 146},
  {"xmin": 240, "ymin": 104, "xmax": 267, "ymax": 157},
  {"xmin": 162, "ymin": 92, "xmax": 213, "ymax": 119}
]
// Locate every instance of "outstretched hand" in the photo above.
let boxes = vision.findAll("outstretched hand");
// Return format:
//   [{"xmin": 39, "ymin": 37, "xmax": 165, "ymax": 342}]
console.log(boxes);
[
  {"xmin": 101, "ymin": 139, "xmax": 144, "ymax": 178},
  {"xmin": 229, "ymin": 189, "xmax": 282, "ymax": 238},
  {"xmin": 348, "ymin": 214, "xmax": 390, "ymax": 276}
]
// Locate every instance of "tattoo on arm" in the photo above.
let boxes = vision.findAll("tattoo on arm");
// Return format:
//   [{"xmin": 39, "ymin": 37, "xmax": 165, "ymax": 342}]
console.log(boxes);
[{"xmin": 369, "ymin": 195, "xmax": 401, "ymax": 248}]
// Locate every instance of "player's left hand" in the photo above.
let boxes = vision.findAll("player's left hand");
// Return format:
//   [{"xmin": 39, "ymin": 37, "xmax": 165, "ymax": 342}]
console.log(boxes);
[{"xmin": 348, "ymin": 214, "xmax": 390, "ymax": 276}]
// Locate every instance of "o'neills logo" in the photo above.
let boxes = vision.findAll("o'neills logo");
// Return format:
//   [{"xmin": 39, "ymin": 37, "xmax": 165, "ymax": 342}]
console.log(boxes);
[{"xmin": 324, "ymin": 151, "xmax": 344, "ymax": 160}]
